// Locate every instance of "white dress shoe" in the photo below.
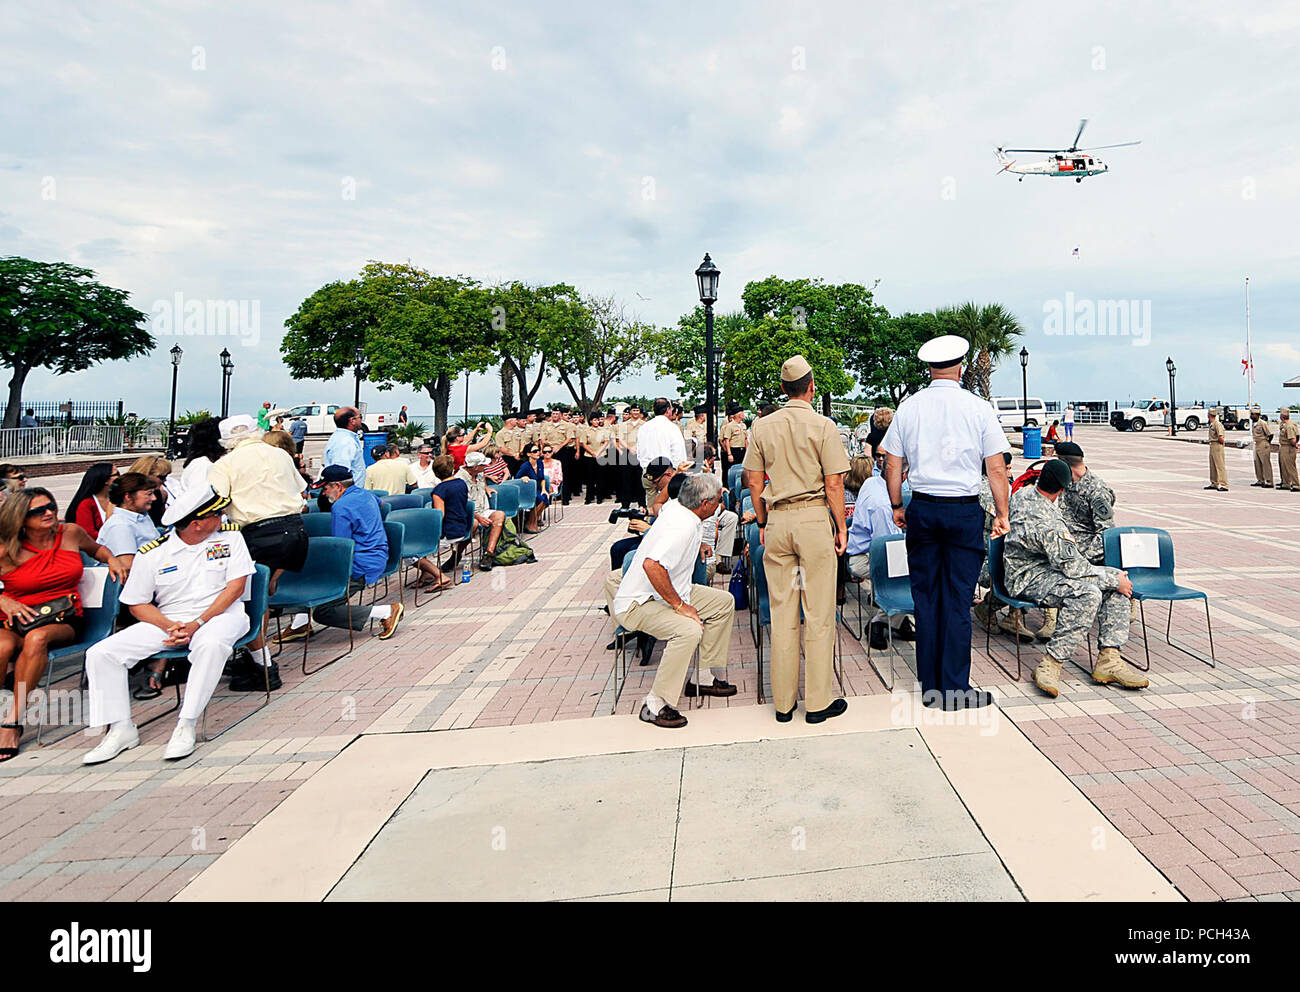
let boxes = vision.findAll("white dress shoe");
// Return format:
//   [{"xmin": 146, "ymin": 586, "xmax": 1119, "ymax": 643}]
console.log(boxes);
[
  {"xmin": 83, "ymin": 723, "xmax": 140, "ymax": 765},
  {"xmin": 162, "ymin": 722, "xmax": 197, "ymax": 761}
]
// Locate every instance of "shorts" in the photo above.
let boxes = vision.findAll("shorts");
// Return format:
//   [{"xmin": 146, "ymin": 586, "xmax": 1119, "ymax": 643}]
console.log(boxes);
[{"xmin": 240, "ymin": 514, "xmax": 309, "ymax": 573}]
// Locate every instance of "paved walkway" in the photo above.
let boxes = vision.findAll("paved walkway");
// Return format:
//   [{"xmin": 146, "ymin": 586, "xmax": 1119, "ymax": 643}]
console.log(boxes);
[{"xmin": 1, "ymin": 426, "xmax": 1298, "ymax": 900}]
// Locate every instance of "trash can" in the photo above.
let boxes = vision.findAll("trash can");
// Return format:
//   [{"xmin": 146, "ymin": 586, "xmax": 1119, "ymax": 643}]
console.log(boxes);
[
  {"xmin": 362, "ymin": 431, "xmax": 390, "ymax": 467},
  {"xmin": 1022, "ymin": 425, "xmax": 1042, "ymax": 459}
]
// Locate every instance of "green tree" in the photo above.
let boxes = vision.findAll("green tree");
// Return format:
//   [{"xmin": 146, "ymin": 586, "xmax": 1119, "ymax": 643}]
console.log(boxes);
[
  {"xmin": 723, "ymin": 315, "xmax": 854, "ymax": 408},
  {"xmin": 853, "ymin": 311, "xmax": 947, "ymax": 405},
  {"xmin": 549, "ymin": 295, "xmax": 661, "ymax": 414},
  {"xmin": 653, "ymin": 307, "xmax": 749, "ymax": 407},
  {"xmin": 492, "ymin": 282, "xmax": 586, "ymax": 413},
  {"xmin": 279, "ymin": 279, "xmax": 379, "ymax": 382},
  {"xmin": 936, "ymin": 302, "xmax": 1025, "ymax": 400},
  {"xmin": 0, "ymin": 257, "xmax": 152, "ymax": 428}
]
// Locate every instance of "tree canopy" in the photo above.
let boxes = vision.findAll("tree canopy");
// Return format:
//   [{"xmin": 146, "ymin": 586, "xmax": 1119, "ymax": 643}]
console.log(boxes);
[{"xmin": 0, "ymin": 257, "xmax": 152, "ymax": 428}]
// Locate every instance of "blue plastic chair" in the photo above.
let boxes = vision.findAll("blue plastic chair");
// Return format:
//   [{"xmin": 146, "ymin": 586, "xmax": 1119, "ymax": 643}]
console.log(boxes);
[
  {"xmin": 35, "ymin": 562, "xmax": 123, "ymax": 745},
  {"xmin": 303, "ymin": 502, "xmax": 324, "ymax": 513},
  {"xmin": 1104, "ymin": 526, "xmax": 1214, "ymax": 669},
  {"xmin": 513, "ymin": 478, "xmax": 539, "ymax": 532},
  {"xmin": 866, "ymin": 534, "xmax": 917, "ymax": 691},
  {"xmin": 411, "ymin": 487, "xmax": 435, "ymax": 507},
  {"xmin": 303, "ymin": 513, "xmax": 335, "ymax": 538},
  {"xmin": 268, "ymin": 536, "xmax": 356, "ymax": 674},
  {"xmin": 137, "ymin": 564, "xmax": 272, "ymax": 740},
  {"xmin": 984, "ymin": 535, "xmax": 1038, "ymax": 683},
  {"xmin": 745, "ymin": 522, "xmax": 770, "ymax": 703},
  {"xmin": 727, "ymin": 464, "xmax": 745, "ymax": 505},
  {"xmin": 379, "ymin": 501, "xmax": 391, "ymax": 520},
  {"xmin": 382, "ymin": 494, "xmax": 422, "ymax": 512},
  {"xmin": 388, "ymin": 507, "xmax": 443, "ymax": 605},
  {"xmin": 490, "ymin": 482, "xmax": 520, "ymax": 520},
  {"xmin": 370, "ymin": 490, "xmax": 390, "ymax": 498},
  {"xmin": 368, "ymin": 519, "xmax": 405, "ymax": 609}
]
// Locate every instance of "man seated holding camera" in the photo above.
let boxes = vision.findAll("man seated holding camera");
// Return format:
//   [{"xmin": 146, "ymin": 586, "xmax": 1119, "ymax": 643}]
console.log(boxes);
[{"xmin": 610, "ymin": 473, "xmax": 736, "ymax": 728}]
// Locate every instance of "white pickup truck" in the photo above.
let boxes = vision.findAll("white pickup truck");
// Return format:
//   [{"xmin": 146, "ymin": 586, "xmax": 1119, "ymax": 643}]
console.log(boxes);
[
  {"xmin": 270, "ymin": 401, "xmax": 399, "ymax": 435},
  {"xmin": 1110, "ymin": 399, "xmax": 1206, "ymax": 432}
]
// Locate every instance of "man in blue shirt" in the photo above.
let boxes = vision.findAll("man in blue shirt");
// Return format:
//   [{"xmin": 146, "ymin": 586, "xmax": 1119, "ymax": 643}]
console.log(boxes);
[
  {"xmin": 846, "ymin": 469, "xmax": 913, "ymax": 649},
  {"xmin": 288, "ymin": 417, "xmax": 308, "ymax": 453},
  {"xmin": 284, "ymin": 465, "xmax": 403, "ymax": 640},
  {"xmin": 323, "ymin": 406, "xmax": 367, "ymax": 485}
]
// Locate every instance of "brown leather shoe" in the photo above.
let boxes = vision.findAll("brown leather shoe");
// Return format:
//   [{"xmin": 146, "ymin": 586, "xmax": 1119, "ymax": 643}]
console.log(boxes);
[
  {"xmin": 683, "ymin": 679, "xmax": 737, "ymax": 698},
  {"xmin": 639, "ymin": 703, "xmax": 687, "ymax": 728},
  {"xmin": 378, "ymin": 603, "xmax": 404, "ymax": 640}
]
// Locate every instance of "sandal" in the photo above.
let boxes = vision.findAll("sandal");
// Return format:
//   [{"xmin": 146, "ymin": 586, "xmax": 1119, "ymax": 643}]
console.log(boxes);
[
  {"xmin": 132, "ymin": 669, "xmax": 165, "ymax": 701},
  {"xmin": 0, "ymin": 722, "xmax": 23, "ymax": 762}
]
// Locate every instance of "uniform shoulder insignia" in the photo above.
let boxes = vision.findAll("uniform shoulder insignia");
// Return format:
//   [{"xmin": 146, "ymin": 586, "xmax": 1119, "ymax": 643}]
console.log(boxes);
[
  {"xmin": 221, "ymin": 522, "xmax": 241, "ymax": 531},
  {"xmin": 138, "ymin": 537, "xmax": 165, "ymax": 554}
]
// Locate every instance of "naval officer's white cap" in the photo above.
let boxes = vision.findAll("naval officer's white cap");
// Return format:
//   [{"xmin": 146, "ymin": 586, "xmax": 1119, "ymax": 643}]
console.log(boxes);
[
  {"xmin": 161, "ymin": 484, "xmax": 231, "ymax": 527},
  {"xmin": 917, "ymin": 335, "xmax": 970, "ymax": 368}
]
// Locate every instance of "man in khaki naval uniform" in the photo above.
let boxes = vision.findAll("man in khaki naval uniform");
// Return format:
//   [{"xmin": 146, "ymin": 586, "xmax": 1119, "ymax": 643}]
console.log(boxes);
[
  {"xmin": 541, "ymin": 409, "xmax": 578, "ymax": 505},
  {"xmin": 496, "ymin": 414, "xmax": 524, "ymax": 474},
  {"xmin": 1205, "ymin": 408, "xmax": 1229, "ymax": 492},
  {"xmin": 683, "ymin": 405, "xmax": 708, "ymax": 461},
  {"xmin": 744, "ymin": 355, "xmax": 850, "ymax": 724},
  {"xmin": 1278, "ymin": 409, "xmax": 1299, "ymax": 492},
  {"xmin": 1250, "ymin": 410, "xmax": 1274, "ymax": 488},
  {"xmin": 719, "ymin": 403, "xmax": 748, "ymax": 475}
]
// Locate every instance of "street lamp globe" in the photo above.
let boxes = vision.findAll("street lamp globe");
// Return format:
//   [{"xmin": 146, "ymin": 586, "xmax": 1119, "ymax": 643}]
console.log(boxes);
[
  {"xmin": 1166, "ymin": 356, "xmax": 1176, "ymax": 377},
  {"xmin": 170, "ymin": 344, "xmax": 183, "ymax": 367},
  {"xmin": 220, "ymin": 348, "xmax": 232, "ymax": 371},
  {"xmin": 695, "ymin": 253, "xmax": 720, "ymax": 305},
  {"xmin": 1020, "ymin": 346, "xmax": 1029, "ymax": 368}
]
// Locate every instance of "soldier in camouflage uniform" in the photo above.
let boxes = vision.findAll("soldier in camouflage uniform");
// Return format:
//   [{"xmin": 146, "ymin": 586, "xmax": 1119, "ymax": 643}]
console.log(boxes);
[
  {"xmin": 1004, "ymin": 460, "xmax": 1147, "ymax": 698},
  {"xmin": 974, "ymin": 452, "xmax": 1030, "ymax": 639}
]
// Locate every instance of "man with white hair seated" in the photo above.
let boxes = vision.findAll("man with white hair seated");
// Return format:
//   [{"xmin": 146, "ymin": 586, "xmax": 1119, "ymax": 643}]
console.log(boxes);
[
  {"xmin": 205, "ymin": 414, "xmax": 308, "ymax": 692},
  {"xmin": 82, "ymin": 486, "xmax": 255, "ymax": 764},
  {"xmin": 611, "ymin": 472, "xmax": 736, "ymax": 729}
]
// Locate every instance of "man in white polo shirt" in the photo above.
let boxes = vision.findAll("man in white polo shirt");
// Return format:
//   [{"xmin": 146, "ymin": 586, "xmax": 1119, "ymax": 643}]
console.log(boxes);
[
  {"xmin": 880, "ymin": 335, "xmax": 1010, "ymax": 710},
  {"xmin": 636, "ymin": 397, "xmax": 692, "ymax": 508},
  {"xmin": 612, "ymin": 473, "xmax": 735, "ymax": 728}
]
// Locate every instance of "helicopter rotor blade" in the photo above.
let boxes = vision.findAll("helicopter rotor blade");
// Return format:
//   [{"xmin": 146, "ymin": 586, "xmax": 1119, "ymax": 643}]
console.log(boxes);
[
  {"xmin": 1078, "ymin": 140, "xmax": 1142, "ymax": 150},
  {"xmin": 1000, "ymin": 148, "xmax": 1057, "ymax": 153},
  {"xmin": 1069, "ymin": 118, "xmax": 1088, "ymax": 150}
]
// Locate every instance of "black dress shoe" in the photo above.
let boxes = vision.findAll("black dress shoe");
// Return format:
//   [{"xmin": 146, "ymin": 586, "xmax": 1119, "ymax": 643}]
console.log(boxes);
[
  {"xmin": 869, "ymin": 622, "xmax": 888, "ymax": 650},
  {"xmin": 230, "ymin": 662, "xmax": 281, "ymax": 692},
  {"xmin": 639, "ymin": 703, "xmax": 687, "ymax": 728},
  {"xmin": 683, "ymin": 679, "xmax": 737, "ymax": 698},
  {"xmin": 947, "ymin": 689, "xmax": 995, "ymax": 710},
  {"xmin": 896, "ymin": 617, "xmax": 916, "ymax": 641},
  {"xmin": 605, "ymin": 632, "xmax": 629, "ymax": 651},
  {"xmin": 806, "ymin": 698, "xmax": 848, "ymax": 724},
  {"xmin": 775, "ymin": 706, "xmax": 795, "ymax": 723},
  {"xmin": 1203, "ymin": 485, "xmax": 1218, "ymax": 490}
]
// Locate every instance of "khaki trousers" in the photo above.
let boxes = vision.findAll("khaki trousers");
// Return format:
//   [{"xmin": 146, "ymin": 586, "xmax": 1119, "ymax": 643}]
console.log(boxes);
[
  {"xmin": 764, "ymin": 502, "xmax": 837, "ymax": 713},
  {"xmin": 617, "ymin": 585, "xmax": 734, "ymax": 708},
  {"xmin": 1254, "ymin": 445, "xmax": 1274, "ymax": 485},
  {"xmin": 1209, "ymin": 445, "xmax": 1227, "ymax": 488},
  {"xmin": 1280, "ymin": 446, "xmax": 1299, "ymax": 489}
]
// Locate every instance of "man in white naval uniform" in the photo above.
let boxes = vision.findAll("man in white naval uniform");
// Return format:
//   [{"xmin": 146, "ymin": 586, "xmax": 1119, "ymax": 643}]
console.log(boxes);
[{"xmin": 82, "ymin": 485, "xmax": 255, "ymax": 764}]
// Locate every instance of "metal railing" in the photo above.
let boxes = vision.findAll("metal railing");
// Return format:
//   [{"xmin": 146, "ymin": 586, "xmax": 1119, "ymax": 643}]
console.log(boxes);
[
  {"xmin": 0, "ymin": 425, "xmax": 159, "ymax": 460},
  {"xmin": 67, "ymin": 425, "xmax": 126, "ymax": 454},
  {"xmin": 0, "ymin": 427, "xmax": 66, "ymax": 459}
]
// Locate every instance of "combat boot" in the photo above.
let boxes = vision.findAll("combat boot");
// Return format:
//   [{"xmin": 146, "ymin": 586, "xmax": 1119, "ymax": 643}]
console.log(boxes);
[
  {"xmin": 972, "ymin": 592, "xmax": 997, "ymax": 629},
  {"xmin": 1033, "ymin": 607, "xmax": 1058, "ymax": 642},
  {"xmin": 1092, "ymin": 647, "xmax": 1149, "ymax": 689},
  {"xmin": 998, "ymin": 608, "xmax": 1035, "ymax": 643},
  {"xmin": 1033, "ymin": 655, "xmax": 1062, "ymax": 699}
]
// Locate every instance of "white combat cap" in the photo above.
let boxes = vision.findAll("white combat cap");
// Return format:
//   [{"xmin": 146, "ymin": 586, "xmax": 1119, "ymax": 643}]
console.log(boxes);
[{"xmin": 917, "ymin": 335, "xmax": 970, "ymax": 366}]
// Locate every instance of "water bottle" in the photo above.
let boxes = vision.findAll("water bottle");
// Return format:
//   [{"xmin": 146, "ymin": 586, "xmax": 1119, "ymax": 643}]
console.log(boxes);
[{"xmin": 461, "ymin": 558, "xmax": 471, "ymax": 584}]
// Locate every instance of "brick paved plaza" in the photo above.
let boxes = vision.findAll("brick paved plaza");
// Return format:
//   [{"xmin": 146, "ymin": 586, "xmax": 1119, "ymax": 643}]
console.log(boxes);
[{"xmin": 2, "ymin": 426, "xmax": 1298, "ymax": 901}]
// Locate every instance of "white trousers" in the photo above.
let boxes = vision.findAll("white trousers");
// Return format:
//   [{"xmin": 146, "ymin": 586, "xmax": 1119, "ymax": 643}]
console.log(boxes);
[
  {"xmin": 85, "ymin": 613, "xmax": 249, "ymax": 727},
  {"xmin": 715, "ymin": 509, "xmax": 739, "ymax": 559}
]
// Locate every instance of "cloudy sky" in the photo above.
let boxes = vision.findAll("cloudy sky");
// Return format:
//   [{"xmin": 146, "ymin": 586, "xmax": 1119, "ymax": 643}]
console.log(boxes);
[{"xmin": 4, "ymin": 0, "xmax": 1299, "ymax": 421}]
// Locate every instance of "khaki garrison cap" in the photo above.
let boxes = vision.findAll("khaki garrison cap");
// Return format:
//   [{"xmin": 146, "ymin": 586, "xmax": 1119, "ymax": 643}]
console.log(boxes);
[{"xmin": 781, "ymin": 354, "xmax": 813, "ymax": 381}]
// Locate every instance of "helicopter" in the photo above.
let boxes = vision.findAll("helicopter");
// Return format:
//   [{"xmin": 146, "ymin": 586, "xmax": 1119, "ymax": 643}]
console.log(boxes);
[{"xmin": 996, "ymin": 119, "xmax": 1140, "ymax": 183}]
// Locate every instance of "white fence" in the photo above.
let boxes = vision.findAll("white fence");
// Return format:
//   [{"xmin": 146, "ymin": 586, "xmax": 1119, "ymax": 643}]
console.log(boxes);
[{"xmin": 1, "ymin": 425, "xmax": 137, "ymax": 460}]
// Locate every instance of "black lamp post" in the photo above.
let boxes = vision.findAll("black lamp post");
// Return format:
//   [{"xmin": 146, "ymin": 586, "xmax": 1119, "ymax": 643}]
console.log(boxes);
[
  {"xmin": 168, "ymin": 344, "xmax": 183, "ymax": 435},
  {"xmin": 1019, "ymin": 347, "xmax": 1029, "ymax": 431},
  {"xmin": 219, "ymin": 348, "xmax": 233, "ymax": 418},
  {"xmin": 1166, "ymin": 357, "xmax": 1177, "ymax": 435},
  {"xmin": 695, "ymin": 253, "xmax": 721, "ymax": 447},
  {"xmin": 353, "ymin": 346, "xmax": 365, "ymax": 408}
]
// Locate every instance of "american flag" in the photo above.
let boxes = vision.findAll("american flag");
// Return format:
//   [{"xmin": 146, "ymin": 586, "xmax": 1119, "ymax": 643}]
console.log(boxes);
[{"xmin": 1071, "ymin": 246, "xmax": 1079, "ymax": 256}]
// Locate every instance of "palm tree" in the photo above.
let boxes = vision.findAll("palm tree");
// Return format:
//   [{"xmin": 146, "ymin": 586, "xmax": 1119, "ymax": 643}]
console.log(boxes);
[{"xmin": 937, "ymin": 302, "xmax": 1024, "ymax": 400}]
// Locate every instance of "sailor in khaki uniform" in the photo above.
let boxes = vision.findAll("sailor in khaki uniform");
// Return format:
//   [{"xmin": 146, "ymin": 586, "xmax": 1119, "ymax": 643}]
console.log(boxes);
[
  {"xmin": 1205, "ymin": 408, "xmax": 1229, "ymax": 492},
  {"xmin": 744, "ymin": 355, "xmax": 850, "ymax": 724},
  {"xmin": 719, "ymin": 403, "xmax": 748, "ymax": 475},
  {"xmin": 1278, "ymin": 408, "xmax": 1299, "ymax": 492},
  {"xmin": 683, "ymin": 405, "xmax": 708, "ymax": 462},
  {"xmin": 1251, "ymin": 410, "xmax": 1274, "ymax": 488},
  {"xmin": 496, "ymin": 415, "xmax": 524, "ymax": 474}
]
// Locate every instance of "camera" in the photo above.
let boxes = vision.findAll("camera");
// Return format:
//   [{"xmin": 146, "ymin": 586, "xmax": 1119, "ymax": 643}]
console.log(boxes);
[{"xmin": 608, "ymin": 507, "xmax": 647, "ymax": 525}]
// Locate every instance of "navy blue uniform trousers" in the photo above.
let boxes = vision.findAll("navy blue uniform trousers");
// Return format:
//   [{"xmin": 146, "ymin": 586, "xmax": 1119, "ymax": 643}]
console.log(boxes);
[{"xmin": 904, "ymin": 498, "xmax": 984, "ymax": 695}]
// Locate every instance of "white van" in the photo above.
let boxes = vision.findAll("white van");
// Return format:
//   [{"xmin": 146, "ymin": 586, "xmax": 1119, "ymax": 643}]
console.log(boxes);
[{"xmin": 990, "ymin": 396, "xmax": 1047, "ymax": 429}]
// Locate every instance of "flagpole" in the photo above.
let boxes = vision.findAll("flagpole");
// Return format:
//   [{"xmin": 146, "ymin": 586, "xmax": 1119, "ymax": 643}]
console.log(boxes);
[{"xmin": 1246, "ymin": 276, "xmax": 1253, "ymax": 409}]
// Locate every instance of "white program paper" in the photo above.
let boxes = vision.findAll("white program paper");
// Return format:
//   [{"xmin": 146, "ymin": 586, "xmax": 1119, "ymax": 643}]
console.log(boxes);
[
  {"xmin": 1119, "ymin": 532, "xmax": 1160, "ymax": 569},
  {"xmin": 78, "ymin": 567, "xmax": 108, "ymax": 609},
  {"xmin": 885, "ymin": 540, "xmax": 910, "ymax": 578}
]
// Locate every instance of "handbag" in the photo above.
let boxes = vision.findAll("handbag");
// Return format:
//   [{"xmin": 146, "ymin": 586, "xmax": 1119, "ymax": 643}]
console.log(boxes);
[
  {"xmin": 7, "ymin": 593, "xmax": 80, "ymax": 636},
  {"xmin": 728, "ymin": 559, "xmax": 748, "ymax": 610}
]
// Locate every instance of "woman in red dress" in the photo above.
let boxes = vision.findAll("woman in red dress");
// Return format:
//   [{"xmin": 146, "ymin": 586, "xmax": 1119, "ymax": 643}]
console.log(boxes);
[
  {"xmin": 65, "ymin": 462, "xmax": 119, "ymax": 540},
  {"xmin": 0, "ymin": 488, "xmax": 129, "ymax": 760}
]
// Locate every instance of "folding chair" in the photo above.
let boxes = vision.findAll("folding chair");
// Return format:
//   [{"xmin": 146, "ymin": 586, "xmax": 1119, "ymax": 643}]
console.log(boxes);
[
  {"xmin": 514, "ymin": 478, "xmax": 538, "ymax": 534},
  {"xmin": 387, "ymin": 507, "xmax": 444, "ymax": 606},
  {"xmin": 135, "ymin": 565, "xmax": 272, "ymax": 740},
  {"xmin": 381, "ymin": 494, "xmax": 422, "ymax": 512},
  {"xmin": 488, "ymin": 483, "xmax": 520, "ymax": 556},
  {"xmin": 410, "ymin": 487, "xmax": 435, "ymax": 507},
  {"xmin": 1104, "ymin": 526, "xmax": 1215, "ymax": 670},
  {"xmin": 349, "ymin": 520, "xmax": 404, "ymax": 616},
  {"xmin": 609, "ymin": 551, "xmax": 704, "ymax": 713},
  {"xmin": 983, "ymin": 536, "xmax": 1031, "ymax": 683},
  {"xmin": 302, "ymin": 513, "xmax": 335, "ymax": 538},
  {"xmin": 728, "ymin": 464, "xmax": 746, "ymax": 507},
  {"xmin": 865, "ymin": 534, "xmax": 915, "ymax": 692},
  {"xmin": 269, "ymin": 536, "xmax": 356, "ymax": 675},
  {"xmin": 34, "ymin": 563, "xmax": 122, "ymax": 745}
]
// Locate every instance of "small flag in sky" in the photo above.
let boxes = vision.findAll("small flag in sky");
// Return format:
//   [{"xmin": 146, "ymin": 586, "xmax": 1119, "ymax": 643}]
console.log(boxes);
[
  {"xmin": 1071, "ymin": 246, "xmax": 1079, "ymax": 257},
  {"xmin": 1242, "ymin": 349, "xmax": 1255, "ymax": 382}
]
